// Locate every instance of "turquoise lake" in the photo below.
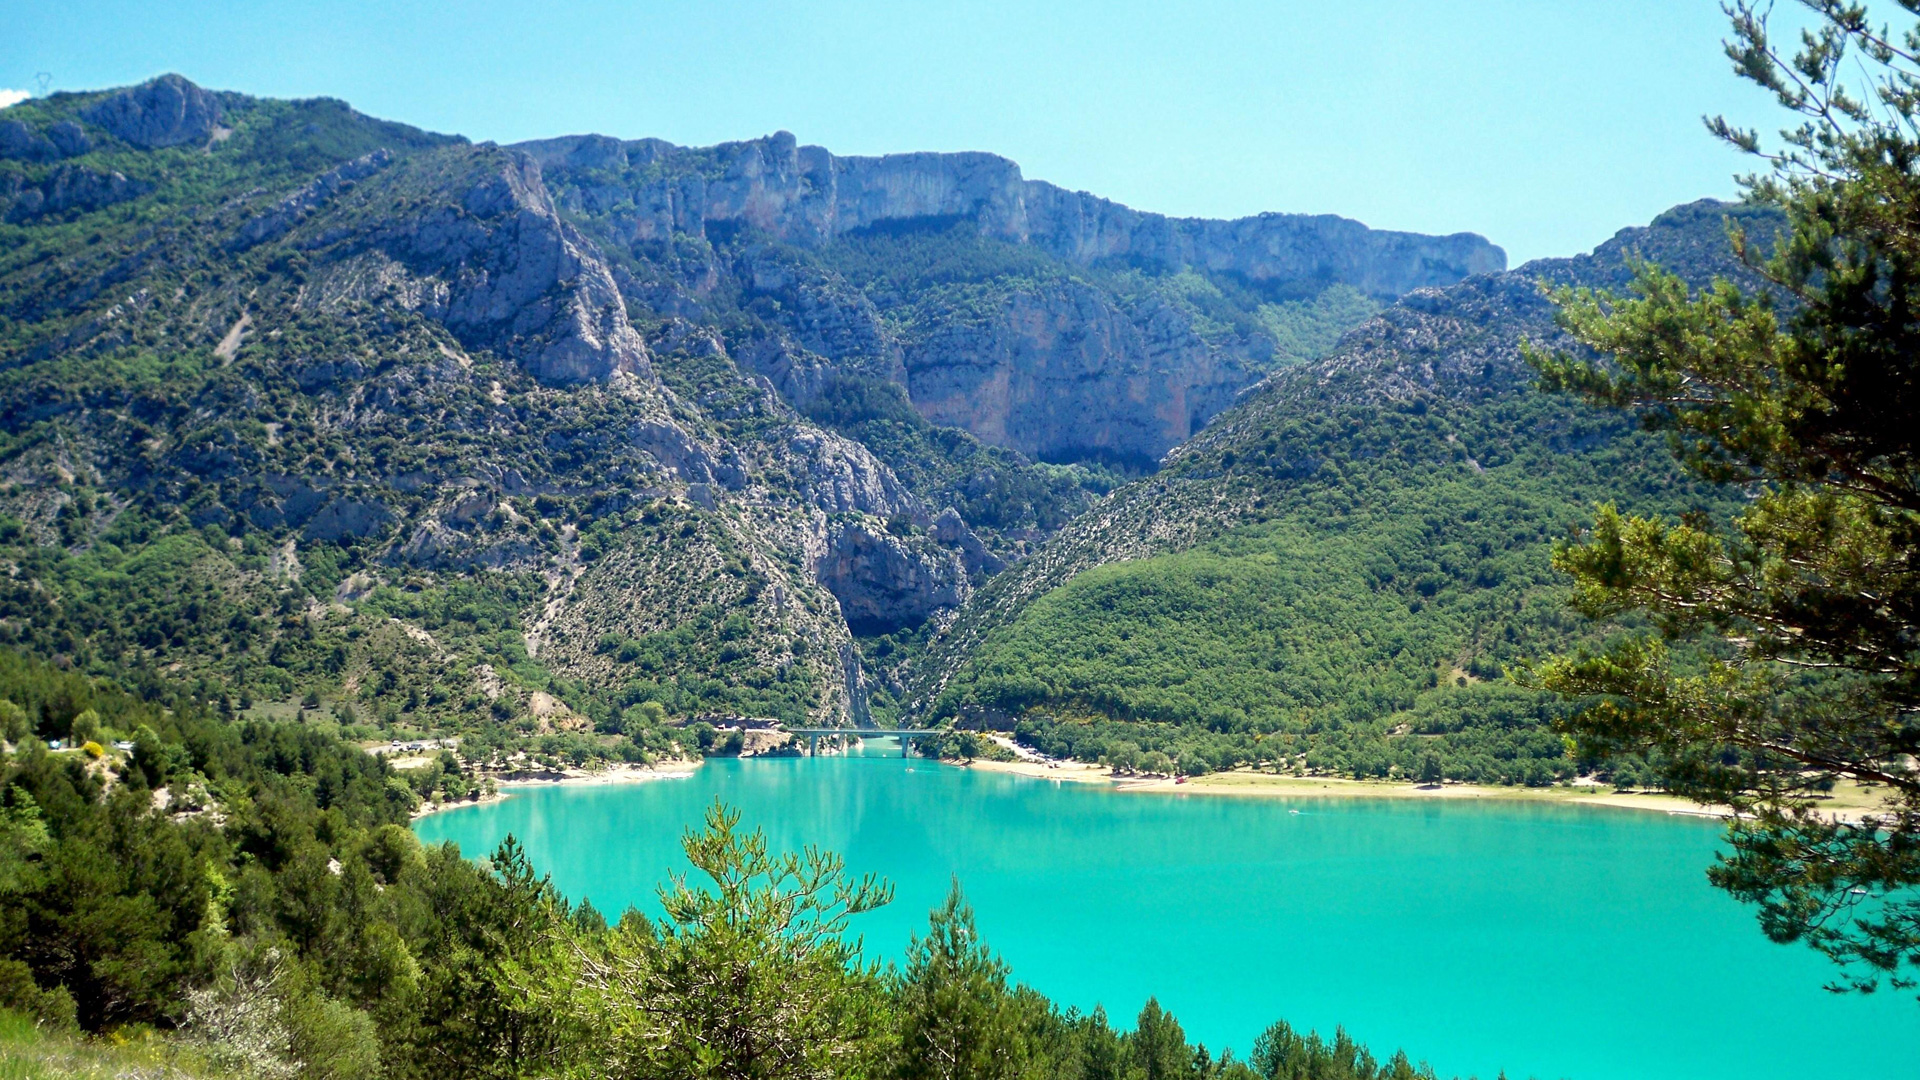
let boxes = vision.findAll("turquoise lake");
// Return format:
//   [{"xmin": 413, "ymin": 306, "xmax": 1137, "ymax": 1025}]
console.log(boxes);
[{"xmin": 414, "ymin": 744, "xmax": 1920, "ymax": 1079}]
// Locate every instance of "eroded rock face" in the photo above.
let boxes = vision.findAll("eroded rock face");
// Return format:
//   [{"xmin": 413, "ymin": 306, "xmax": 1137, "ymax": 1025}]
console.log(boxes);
[
  {"xmin": 519, "ymin": 131, "xmax": 1506, "ymax": 296},
  {"xmin": 0, "ymin": 119, "xmax": 93, "ymax": 163},
  {"xmin": 230, "ymin": 149, "xmax": 393, "ymax": 251},
  {"xmin": 780, "ymin": 431, "xmax": 979, "ymax": 633},
  {"xmin": 47, "ymin": 122, "xmax": 91, "ymax": 159},
  {"xmin": 293, "ymin": 148, "xmax": 653, "ymax": 387},
  {"xmin": 3, "ymin": 165, "xmax": 151, "ymax": 223},
  {"xmin": 932, "ymin": 508, "xmax": 1002, "ymax": 579},
  {"xmin": 83, "ymin": 74, "xmax": 224, "ymax": 149},
  {"xmin": 905, "ymin": 280, "xmax": 1251, "ymax": 466},
  {"xmin": 1, "ymin": 122, "xmax": 52, "ymax": 162},
  {"xmin": 523, "ymin": 130, "xmax": 1507, "ymax": 466},
  {"xmin": 631, "ymin": 419, "xmax": 747, "ymax": 489},
  {"xmin": 786, "ymin": 428, "xmax": 922, "ymax": 519},
  {"xmin": 815, "ymin": 519, "xmax": 967, "ymax": 635},
  {"xmin": 434, "ymin": 156, "xmax": 654, "ymax": 385}
]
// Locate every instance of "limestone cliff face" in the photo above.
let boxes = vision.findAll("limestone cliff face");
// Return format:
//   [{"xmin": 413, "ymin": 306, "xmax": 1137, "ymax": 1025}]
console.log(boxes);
[
  {"xmin": 387, "ymin": 153, "xmax": 654, "ymax": 387},
  {"xmin": 814, "ymin": 519, "xmax": 969, "ymax": 635},
  {"xmin": 244, "ymin": 143, "xmax": 655, "ymax": 388},
  {"xmin": 780, "ymin": 428, "xmax": 980, "ymax": 632},
  {"xmin": 267, "ymin": 131, "xmax": 975, "ymax": 647},
  {"xmin": 2, "ymin": 165, "xmax": 151, "ymax": 223},
  {"xmin": 519, "ymin": 132, "xmax": 1506, "ymax": 296},
  {"xmin": 902, "ymin": 281, "xmax": 1252, "ymax": 466},
  {"xmin": 785, "ymin": 428, "xmax": 921, "ymax": 519},
  {"xmin": 521, "ymin": 131, "xmax": 1507, "ymax": 466}
]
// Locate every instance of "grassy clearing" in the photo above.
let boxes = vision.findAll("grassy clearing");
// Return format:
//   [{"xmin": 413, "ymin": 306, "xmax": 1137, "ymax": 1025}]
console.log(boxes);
[{"xmin": 0, "ymin": 1010, "xmax": 225, "ymax": 1080}]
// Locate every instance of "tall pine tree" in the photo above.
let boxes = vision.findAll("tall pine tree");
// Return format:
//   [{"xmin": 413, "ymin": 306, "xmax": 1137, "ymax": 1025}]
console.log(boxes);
[
  {"xmin": 1527, "ymin": 0, "xmax": 1920, "ymax": 997},
  {"xmin": 890, "ymin": 882, "xmax": 1029, "ymax": 1080}
]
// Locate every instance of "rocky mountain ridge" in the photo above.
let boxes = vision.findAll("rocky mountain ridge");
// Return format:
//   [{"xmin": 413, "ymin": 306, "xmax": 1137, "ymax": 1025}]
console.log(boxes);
[
  {"xmin": 911, "ymin": 198, "xmax": 1782, "ymax": 713},
  {"xmin": 522, "ymin": 130, "xmax": 1506, "ymax": 467},
  {"xmin": 0, "ymin": 74, "xmax": 1506, "ymax": 738},
  {"xmin": 515, "ymin": 130, "xmax": 1505, "ymax": 296}
]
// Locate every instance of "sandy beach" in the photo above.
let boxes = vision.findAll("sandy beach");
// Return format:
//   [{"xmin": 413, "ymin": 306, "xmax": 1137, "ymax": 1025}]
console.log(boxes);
[
  {"xmin": 956, "ymin": 755, "xmax": 1893, "ymax": 824},
  {"xmin": 411, "ymin": 759, "xmax": 702, "ymax": 819},
  {"xmin": 963, "ymin": 756, "xmax": 1116, "ymax": 784},
  {"xmin": 405, "ymin": 738, "xmax": 1893, "ymax": 827}
]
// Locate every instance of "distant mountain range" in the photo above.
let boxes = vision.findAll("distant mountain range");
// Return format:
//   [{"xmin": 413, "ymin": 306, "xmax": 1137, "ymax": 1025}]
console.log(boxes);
[
  {"xmin": 912, "ymin": 200, "xmax": 1779, "ymax": 779},
  {"xmin": 0, "ymin": 74, "xmax": 1758, "ymax": 771}
]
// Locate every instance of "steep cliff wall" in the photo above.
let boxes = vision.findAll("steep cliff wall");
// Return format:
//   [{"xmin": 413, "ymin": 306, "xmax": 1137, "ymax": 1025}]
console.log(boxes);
[
  {"xmin": 518, "ymin": 132, "xmax": 1506, "ymax": 296},
  {"xmin": 900, "ymin": 280, "xmax": 1250, "ymax": 467},
  {"xmin": 523, "ymin": 131, "xmax": 1506, "ymax": 468}
]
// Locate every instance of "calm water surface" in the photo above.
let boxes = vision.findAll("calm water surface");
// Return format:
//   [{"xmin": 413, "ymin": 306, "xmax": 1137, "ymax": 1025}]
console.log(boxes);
[{"xmin": 415, "ymin": 744, "xmax": 1919, "ymax": 1079}]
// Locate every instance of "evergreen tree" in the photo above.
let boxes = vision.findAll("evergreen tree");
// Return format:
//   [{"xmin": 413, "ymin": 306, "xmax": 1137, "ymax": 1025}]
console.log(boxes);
[
  {"xmin": 1128, "ymin": 998, "xmax": 1191, "ymax": 1080},
  {"xmin": 891, "ymin": 881, "xmax": 1028, "ymax": 1080},
  {"xmin": 1526, "ymin": 0, "xmax": 1920, "ymax": 996},
  {"xmin": 1418, "ymin": 752, "xmax": 1442, "ymax": 787},
  {"xmin": 1077, "ymin": 1005, "xmax": 1126, "ymax": 1080},
  {"xmin": 567, "ymin": 800, "xmax": 893, "ymax": 1079}
]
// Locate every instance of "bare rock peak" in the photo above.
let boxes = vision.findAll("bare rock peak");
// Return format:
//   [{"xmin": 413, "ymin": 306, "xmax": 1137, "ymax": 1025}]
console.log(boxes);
[{"xmin": 83, "ymin": 73, "xmax": 224, "ymax": 149}]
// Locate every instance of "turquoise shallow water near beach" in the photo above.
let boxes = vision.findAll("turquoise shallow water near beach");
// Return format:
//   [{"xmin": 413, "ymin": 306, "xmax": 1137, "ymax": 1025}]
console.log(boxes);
[{"xmin": 415, "ymin": 744, "xmax": 1919, "ymax": 1079}]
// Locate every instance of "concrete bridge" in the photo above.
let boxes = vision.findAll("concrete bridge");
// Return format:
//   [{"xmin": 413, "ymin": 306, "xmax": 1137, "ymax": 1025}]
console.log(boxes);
[{"xmin": 788, "ymin": 729, "xmax": 937, "ymax": 757}]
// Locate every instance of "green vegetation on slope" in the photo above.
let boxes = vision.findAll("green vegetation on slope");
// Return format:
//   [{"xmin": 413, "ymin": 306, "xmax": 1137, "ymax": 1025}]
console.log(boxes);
[
  {"xmin": 0, "ymin": 83, "xmax": 875, "ymax": 752},
  {"xmin": 821, "ymin": 219, "xmax": 1382, "ymax": 372},
  {"xmin": 1521, "ymin": 1, "xmax": 1920, "ymax": 998},
  {"xmin": 0, "ymin": 1008, "xmax": 239, "ymax": 1080},
  {"xmin": 1252, "ymin": 284, "xmax": 1385, "ymax": 366},
  {"xmin": 925, "ymin": 288, "xmax": 1741, "ymax": 783},
  {"xmin": 0, "ymin": 650, "xmax": 1470, "ymax": 1080},
  {"xmin": 0, "ymin": 503, "xmax": 712, "ymax": 766}
]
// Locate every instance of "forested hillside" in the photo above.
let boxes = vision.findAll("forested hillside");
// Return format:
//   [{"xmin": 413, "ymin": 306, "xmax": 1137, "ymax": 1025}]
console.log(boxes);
[
  {"xmin": 914, "ymin": 201, "xmax": 1781, "ymax": 782},
  {"xmin": 0, "ymin": 76, "xmax": 1496, "ymax": 757},
  {"xmin": 0, "ymin": 649, "xmax": 1461, "ymax": 1079}
]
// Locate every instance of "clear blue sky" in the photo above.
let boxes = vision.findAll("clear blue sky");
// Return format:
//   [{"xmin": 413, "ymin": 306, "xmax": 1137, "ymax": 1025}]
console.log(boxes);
[{"xmin": 3, "ymin": 1, "xmax": 1790, "ymax": 264}]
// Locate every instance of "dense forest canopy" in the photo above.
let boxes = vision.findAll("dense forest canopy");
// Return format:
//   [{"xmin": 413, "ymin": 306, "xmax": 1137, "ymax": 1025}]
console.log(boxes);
[{"xmin": 0, "ymin": 649, "xmax": 1459, "ymax": 1079}]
